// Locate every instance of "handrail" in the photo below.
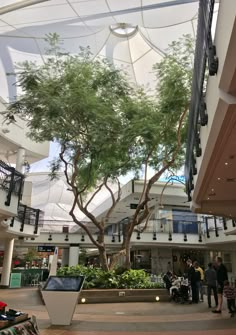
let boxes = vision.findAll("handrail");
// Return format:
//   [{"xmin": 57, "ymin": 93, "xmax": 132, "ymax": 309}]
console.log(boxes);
[
  {"xmin": 10, "ymin": 203, "xmax": 43, "ymax": 234},
  {"xmin": 0, "ymin": 160, "xmax": 24, "ymax": 206},
  {"xmin": 185, "ymin": 0, "xmax": 217, "ymax": 201}
]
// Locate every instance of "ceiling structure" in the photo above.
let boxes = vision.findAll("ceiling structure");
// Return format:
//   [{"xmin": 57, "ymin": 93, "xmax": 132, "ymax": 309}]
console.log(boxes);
[
  {"xmin": 0, "ymin": 0, "xmax": 200, "ymax": 101},
  {"xmin": 26, "ymin": 173, "xmax": 188, "ymax": 233},
  {"xmin": 26, "ymin": 172, "xmax": 119, "ymax": 231}
]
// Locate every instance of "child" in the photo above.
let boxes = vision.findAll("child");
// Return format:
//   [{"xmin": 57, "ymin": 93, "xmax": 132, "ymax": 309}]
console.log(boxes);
[{"xmin": 223, "ymin": 280, "xmax": 236, "ymax": 317}]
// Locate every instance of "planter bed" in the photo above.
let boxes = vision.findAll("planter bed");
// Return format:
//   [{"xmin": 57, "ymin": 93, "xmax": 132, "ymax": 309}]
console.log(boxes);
[
  {"xmin": 39, "ymin": 287, "xmax": 169, "ymax": 304},
  {"xmin": 79, "ymin": 288, "xmax": 169, "ymax": 304}
]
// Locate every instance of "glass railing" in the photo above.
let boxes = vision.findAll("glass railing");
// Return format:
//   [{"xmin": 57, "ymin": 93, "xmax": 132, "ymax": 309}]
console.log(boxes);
[
  {"xmin": 10, "ymin": 203, "xmax": 43, "ymax": 234},
  {"xmin": 0, "ymin": 159, "xmax": 24, "ymax": 206}
]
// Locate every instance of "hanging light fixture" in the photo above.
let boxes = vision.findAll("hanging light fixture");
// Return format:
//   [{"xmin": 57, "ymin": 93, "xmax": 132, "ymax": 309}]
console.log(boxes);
[
  {"xmin": 81, "ymin": 234, "xmax": 85, "ymax": 242},
  {"xmin": 168, "ymin": 232, "xmax": 172, "ymax": 241},
  {"xmin": 136, "ymin": 232, "xmax": 141, "ymax": 240},
  {"xmin": 198, "ymin": 234, "xmax": 202, "ymax": 242},
  {"xmin": 184, "ymin": 233, "xmax": 187, "ymax": 242},
  {"xmin": 48, "ymin": 234, "xmax": 52, "ymax": 241},
  {"xmin": 111, "ymin": 235, "xmax": 115, "ymax": 243},
  {"xmin": 222, "ymin": 217, "xmax": 227, "ymax": 230},
  {"xmin": 153, "ymin": 232, "xmax": 157, "ymax": 241},
  {"xmin": 64, "ymin": 234, "xmax": 69, "ymax": 242}
]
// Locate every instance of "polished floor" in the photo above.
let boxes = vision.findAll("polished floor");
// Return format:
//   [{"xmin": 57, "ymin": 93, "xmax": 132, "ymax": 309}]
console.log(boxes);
[{"xmin": 0, "ymin": 288, "xmax": 235, "ymax": 335}]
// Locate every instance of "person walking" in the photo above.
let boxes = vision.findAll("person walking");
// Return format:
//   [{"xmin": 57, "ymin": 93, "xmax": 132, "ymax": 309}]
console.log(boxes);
[
  {"xmin": 223, "ymin": 280, "xmax": 236, "ymax": 317},
  {"xmin": 212, "ymin": 256, "xmax": 228, "ymax": 313},
  {"xmin": 187, "ymin": 259, "xmax": 198, "ymax": 303},
  {"xmin": 194, "ymin": 261, "xmax": 204, "ymax": 302},
  {"xmin": 205, "ymin": 262, "xmax": 218, "ymax": 308}
]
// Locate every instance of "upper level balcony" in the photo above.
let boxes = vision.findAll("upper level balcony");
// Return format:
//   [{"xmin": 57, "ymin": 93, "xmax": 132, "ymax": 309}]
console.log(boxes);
[
  {"xmin": 0, "ymin": 159, "xmax": 24, "ymax": 219},
  {"xmin": 19, "ymin": 211, "xmax": 236, "ymax": 249},
  {"xmin": 0, "ymin": 159, "xmax": 43, "ymax": 237},
  {"xmin": 185, "ymin": 0, "xmax": 236, "ymax": 219},
  {"xmin": 8, "ymin": 202, "xmax": 43, "ymax": 237}
]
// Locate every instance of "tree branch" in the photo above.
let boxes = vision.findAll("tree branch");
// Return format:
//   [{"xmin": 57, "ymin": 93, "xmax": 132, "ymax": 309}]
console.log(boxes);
[
  {"xmin": 131, "ymin": 105, "xmax": 188, "ymax": 230},
  {"xmin": 104, "ymin": 178, "xmax": 122, "ymax": 221},
  {"xmin": 139, "ymin": 210, "xmax": 152, "ymax": 233},
  {"xmin": 109, "ymin": 249, "xmax": 126, "ymax": 270},
  {"xmin": 137, "ymin": 149, "xmax": 153, "ymax": 208},
  {"xmin": 84, "ymin": 181, "xmax": 105, "ymax": 210},
  {"xmin": 59, "ymin": 144, "xmax": 72, "ymax": 187},
  {"xmin": 61, "ymin": 144, "xmax": 103, "ymax": 234},
  {"xmin": 69, "ymin": 192, "xmax": 102, "ymax": 248}
]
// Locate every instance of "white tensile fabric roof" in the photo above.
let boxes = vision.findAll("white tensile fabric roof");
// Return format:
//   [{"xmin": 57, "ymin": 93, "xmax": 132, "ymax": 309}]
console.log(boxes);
[
  {"xmin": 0, "ymin": 0, "xmax": 200, "ymax": 101},
  {"xmin": 26, "ymin": 172, "xmax": 119, "ymax": 232}
]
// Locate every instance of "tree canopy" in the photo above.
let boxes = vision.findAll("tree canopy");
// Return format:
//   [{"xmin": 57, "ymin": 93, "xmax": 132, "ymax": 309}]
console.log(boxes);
[{"xmin": 4, "ymin": 34, "xmax": 194, "ymax": 270}]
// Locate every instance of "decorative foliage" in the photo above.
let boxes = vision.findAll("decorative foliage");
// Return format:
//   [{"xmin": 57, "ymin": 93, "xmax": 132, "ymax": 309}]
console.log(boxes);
[{"xmin": 57, "ymin": 265, "xmax": 162, "ymax": 289}]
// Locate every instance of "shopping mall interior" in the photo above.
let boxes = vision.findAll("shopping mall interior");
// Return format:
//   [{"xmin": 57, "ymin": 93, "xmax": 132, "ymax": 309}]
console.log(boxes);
[{"xmin": 0, "ymin": 0, "xmax": 236, "ymax": 334}]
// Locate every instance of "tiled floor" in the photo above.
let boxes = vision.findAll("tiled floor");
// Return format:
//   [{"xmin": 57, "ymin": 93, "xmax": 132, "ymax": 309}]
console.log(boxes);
[{"xmin": 1, "ymin": 288, "xmax": 236, "ymax": 334}]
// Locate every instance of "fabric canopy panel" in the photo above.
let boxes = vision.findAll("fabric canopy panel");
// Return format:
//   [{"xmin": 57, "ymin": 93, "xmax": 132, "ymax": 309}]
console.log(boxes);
[
  {"xmin": 26, "ymin": 173, "xmax": 118, "ymax": 232},
  {"xmin": 0, "ymin": 0, "xmax": 201, "ymax": 101}
]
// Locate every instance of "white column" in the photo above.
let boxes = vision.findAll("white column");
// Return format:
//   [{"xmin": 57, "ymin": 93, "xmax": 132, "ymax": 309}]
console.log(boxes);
[
  {"xmin": 62, "ymin": 249, "xmax": 69, "ymax": 267},
  {"xmin": 69, "ymin": 245, "xmax": 79, "ymax": 267},
  {"xmin": 16, "ymin": 147, "xmax": 26, "ymax": 172},
  {"xmin": 0, "ymin": 238, "xmax": 14, "ymax": 287}
]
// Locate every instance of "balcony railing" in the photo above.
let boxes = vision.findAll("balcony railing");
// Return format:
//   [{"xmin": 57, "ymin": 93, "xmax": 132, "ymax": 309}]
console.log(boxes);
[
  {"xmin": 0, "ymin": 160, "xmax": 24, "ymax": 206},
  {"xmin": 185, "ymin": 0, "xmax": 218, "ymax": 201},
  {"xmin": 10, "ymin": 203, "xmax": 43, "ymax": 234}
]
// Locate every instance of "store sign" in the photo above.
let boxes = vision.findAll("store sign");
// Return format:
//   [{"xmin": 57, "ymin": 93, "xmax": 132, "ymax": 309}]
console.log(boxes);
[
  {"xmin": 38, "ymin": 246, "xmax": 55, "ymax": 252},
  {"xmin": 10, "ymin": 272, "xmax": 22, "ymax": 288}
]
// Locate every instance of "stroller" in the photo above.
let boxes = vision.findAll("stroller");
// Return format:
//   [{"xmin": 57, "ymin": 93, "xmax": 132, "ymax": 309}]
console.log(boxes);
[{"xmin": 170, "ymin": 276, "xmax": 189, "ymax": 303}]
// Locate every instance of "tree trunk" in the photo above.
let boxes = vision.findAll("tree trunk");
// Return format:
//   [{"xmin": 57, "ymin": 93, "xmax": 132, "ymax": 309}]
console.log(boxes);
[
  {"xmin": 98, "ymin": 247, "xmax": 109, "ymax": 271},
  {"xmin": 121, "ymin": 221, "xmax": 132, "ymax": 270},
  {"xmin": 124, "ymin": 240, "xmax": 131, "ymax": 270}
]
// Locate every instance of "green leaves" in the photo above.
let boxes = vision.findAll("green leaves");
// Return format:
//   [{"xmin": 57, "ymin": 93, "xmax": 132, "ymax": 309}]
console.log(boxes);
[
  {"xmin": 57, "ymin": 265, "xmax": 162, "ymax": 289},
  {"xmin": 6, "ymin": 34, "xmax": 194, "ymax": 201}
]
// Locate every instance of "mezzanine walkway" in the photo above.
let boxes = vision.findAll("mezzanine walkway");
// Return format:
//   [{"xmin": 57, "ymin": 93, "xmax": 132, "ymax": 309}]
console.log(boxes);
[{"xmin": 0, "ymin": 288, "xmax": 236, "ymax": 335}]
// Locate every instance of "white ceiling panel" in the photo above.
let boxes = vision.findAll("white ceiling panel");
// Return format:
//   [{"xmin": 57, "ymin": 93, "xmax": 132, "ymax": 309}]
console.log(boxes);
[
  {"xmin": 142, "ymin": 3, "xmax": 198, "ymax": 28},
  {"xmin": 70, "ymin": 0, "xmax": 109, "ymax": 16},
  {"xmin": 0, "ymin": 0, "xmax": 215, "ymax": 102},
  {"xmin": 1, "ymin": 5, "xmax": 77, "ymax": 26}
]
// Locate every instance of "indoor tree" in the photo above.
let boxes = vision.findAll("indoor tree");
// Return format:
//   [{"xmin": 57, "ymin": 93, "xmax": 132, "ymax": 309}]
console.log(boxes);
[{"xmin": 4, "ymin": 34, "xmax": 194, "ymax": 270}]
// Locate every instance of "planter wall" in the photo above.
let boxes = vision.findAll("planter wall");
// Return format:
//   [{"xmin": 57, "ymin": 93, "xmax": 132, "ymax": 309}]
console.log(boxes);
[
  {"xmin": 78, "ymin": 289, "xmax": 169, "ymax": 304},
  {"xmin": 39, "ymin": 288, "xmax": 169, "ymax": 304}
]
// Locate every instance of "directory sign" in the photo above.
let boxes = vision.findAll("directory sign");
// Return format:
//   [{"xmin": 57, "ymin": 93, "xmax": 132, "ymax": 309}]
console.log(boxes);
[
  {"xmin": 43, "ymin": 276, "xmax": 85, "ymax": 292},
  {"xmin": 38, "ymin": 246, "xmax": 55, "ymax": 252}
]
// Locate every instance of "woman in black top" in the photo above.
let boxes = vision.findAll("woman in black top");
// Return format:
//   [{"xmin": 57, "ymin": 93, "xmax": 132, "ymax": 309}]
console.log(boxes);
[{"xmin": 212, "ymin": 256, "xmax": 228, "ymax": 313}]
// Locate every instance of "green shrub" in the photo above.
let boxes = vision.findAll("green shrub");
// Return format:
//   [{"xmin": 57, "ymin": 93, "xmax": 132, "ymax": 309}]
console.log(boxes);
[
  {"xmin": 57, "ymin": 266, "xmax": 163, "ymax": 289},
  {"xmin": 119, "ymin": 269, "xmax": 150, "ymax": 289}
]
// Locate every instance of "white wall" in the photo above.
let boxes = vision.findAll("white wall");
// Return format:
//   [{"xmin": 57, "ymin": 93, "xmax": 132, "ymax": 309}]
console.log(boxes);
[
  {"xmin": 0, "ymin": 98, "xmax": 49, "ymax": 164},
  {"xmin": 21, "ymin": 181, "xmax": 32, "ymax": 207},
  {"xmin": 151, "ymin": 248, "xmax": 172, "ymax": 274}
]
